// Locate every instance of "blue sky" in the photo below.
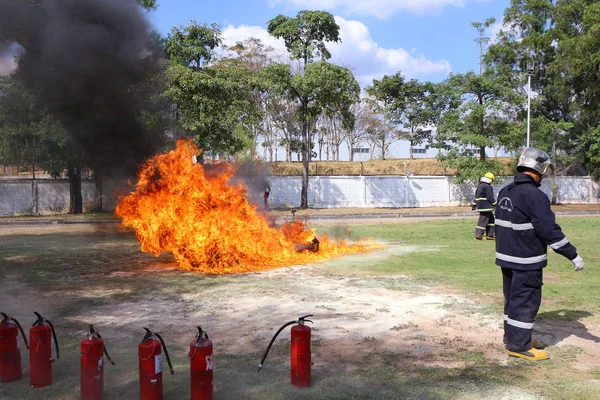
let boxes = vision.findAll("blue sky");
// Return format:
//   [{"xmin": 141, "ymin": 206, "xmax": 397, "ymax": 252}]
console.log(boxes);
[{"xmin": 148, "ymin": 0, "xmax": 510, "ymax": 86}]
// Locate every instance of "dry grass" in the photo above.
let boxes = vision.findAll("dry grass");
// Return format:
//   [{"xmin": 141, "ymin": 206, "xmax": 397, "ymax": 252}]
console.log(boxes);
[
  {"xmin": 264, "ymin": 157, "xmax": 514, "ymax": 176},
  {"xmin": 3, "ymin": 158, "xmax": 515, "ymax": 179}
]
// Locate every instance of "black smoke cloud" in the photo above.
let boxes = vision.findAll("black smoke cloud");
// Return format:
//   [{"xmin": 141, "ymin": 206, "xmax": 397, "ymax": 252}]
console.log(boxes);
[{"xmin": 0, "ymin": 0, "xmax": 160, "ymax": 173}]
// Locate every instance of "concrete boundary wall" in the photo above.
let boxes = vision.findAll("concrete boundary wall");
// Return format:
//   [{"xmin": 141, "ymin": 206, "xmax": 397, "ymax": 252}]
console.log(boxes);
[
  {"xmin": 246, "ymin": 176, "xmax": 600, "ymax": 209},
  {"xmin": 1, "ymin": 176, "xmax": 599, "ymax": 216}
]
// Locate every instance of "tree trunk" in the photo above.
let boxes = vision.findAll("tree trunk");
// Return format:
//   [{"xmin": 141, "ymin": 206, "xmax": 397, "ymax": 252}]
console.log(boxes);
[
  {"xmin": 68, "ymin": 160, "xmax": 83, "ymax": 214},
  {"xmin": 16, "ymin": 146, "xmax": 20, "ymax": 177},
  {"xmin": 32, "ymin": 137, "xmax": 36, "ymax": 180},
  {"xmin": 2, "ymin": 131, "xmax": 7, "ymax": 175},
  {"xmin": 250, "ymin": 125, "xmax": 258, "ymax": 159},
  {"xmin": 479, "ymin": 146, "xmax": 486, "ymax": 161},
  {"xmin": 94, "ymin": 163, "xmax": 103, "ymax": 213},
  {"xmin": 301, "ymin": 101, "xmax": 309, "ymax": 209}
]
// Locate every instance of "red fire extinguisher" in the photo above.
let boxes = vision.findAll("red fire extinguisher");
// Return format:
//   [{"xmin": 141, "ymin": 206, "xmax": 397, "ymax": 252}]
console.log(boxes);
[
  {"xmin": 29, "ymin": 311, "xmax": 59, "ymax": 388},
  {"xmin": 81, "ymin": 324, "xmax": 116, "ymax": 400},
  {"xmin": 138, "ymin": 327, "xmax": 174, "ymax": 400},
  {"xmin": 257, "ymin": 314, "xmax": 313, "ymax": 387},
  {"xmin": 0, "ymin": 313, "xmax": 29, "ymax": 383},
  {"xmin": 189, "ymin": 326, "xmax": 213, "ymax": 400}
]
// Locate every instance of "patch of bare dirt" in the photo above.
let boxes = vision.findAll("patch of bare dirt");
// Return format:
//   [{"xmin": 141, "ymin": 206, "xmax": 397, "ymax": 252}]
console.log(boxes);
[{"xmin": 16, "ymin": 248, "xmax": 595, "ymax": 373}]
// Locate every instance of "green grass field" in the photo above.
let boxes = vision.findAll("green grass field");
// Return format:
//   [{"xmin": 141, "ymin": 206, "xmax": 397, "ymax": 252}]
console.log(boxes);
[
  {"xmin": 321, "ymin": 217, "xmax": 600, "ymax": 312},
  {"xmin": 0, "ymin": 216, "xmax": 598, "ymax": 400}
]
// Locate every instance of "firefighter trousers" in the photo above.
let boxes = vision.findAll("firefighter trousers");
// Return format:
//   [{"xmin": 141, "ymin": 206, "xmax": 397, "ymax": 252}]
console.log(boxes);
[
  {"xmin": 501, "ymin": 267, "xmax": 543, "ymax": 352},
  {"xmin": 475, "ymin": 212, "xmax": 495, "ymax": 239}
]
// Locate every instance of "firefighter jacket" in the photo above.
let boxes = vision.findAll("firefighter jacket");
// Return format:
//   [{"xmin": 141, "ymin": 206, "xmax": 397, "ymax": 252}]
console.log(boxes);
[
  {"xmin": 472, "ymin": 182, "xmax": 496, "ymax": 212},
  {"xmin": 494, "ymin": 173, "xmax": 578, "ymax": 271}
]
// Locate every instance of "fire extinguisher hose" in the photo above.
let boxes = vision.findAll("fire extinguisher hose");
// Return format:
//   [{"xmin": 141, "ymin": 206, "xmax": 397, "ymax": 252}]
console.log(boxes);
[
  {"xmin": 11, "ymin": 317, "xmax": 30, "ymax": 350},
  {"xmin": 102, "ymin": 342, "xmax": 116, "ymax": 366},
  {"xmin": 257, "ymin": 320, "xmax": 296, "ymax": 372},
  {"xmin": 257, "ymin": 315, "xmax": 313, "ymax": 373},
  {"xmin": 46, "ymin": 318, "xmax": 60, "ymax": 360},
  {"xmin": 154, "ymin": 332, "xmax": 174, "ymax": 376},
  {"xmin": 1, "ymin": 313, "xmax": 29, "ymax": 350}
]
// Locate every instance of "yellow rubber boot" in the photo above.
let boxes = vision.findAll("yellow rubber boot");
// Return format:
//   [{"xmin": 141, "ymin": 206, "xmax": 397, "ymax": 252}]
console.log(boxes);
[{"xmin": 507, "ymin": 348, "xmax": 549, "ymax": 361}]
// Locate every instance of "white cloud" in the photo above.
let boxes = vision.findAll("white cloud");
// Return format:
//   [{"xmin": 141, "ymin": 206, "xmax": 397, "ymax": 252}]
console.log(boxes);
[
  {"xmin": 268, "ymin": 0, "xmax": 465, "ymax": 20},
  {"xmin": 221, "ymin": 16, "xmax": 451, "ymax": 86}
]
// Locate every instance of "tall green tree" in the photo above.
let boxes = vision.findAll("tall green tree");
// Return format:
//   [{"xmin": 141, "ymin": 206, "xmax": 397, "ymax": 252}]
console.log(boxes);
[
  {"xmin": 165, "ymin": 22, "xmax": 221, "ymax": 69},
  {"xmin": 485, "ymin": 0, "xmax": 600, "ymax": 177},
  {"xmin": 367, "ymin": 75, "xmax": 436, "ymax": 158},
  {"xmin": 437, "ymin": 72, "xmax": 518, "ymax": 160},
  {"xmin": 224, "ymin": 38, "xmax": 276, "ymax": 158},
  {"xmin": 435, "ymin": 71, "xmax": 518, "ymax": 181},
  {"xmin": 0, "ymin": 76, "xmax": 67, "ymax": 177},
  {"xmin": 165, "ymin": 22, "xmax": 262, "ymax": 156},
  {"xmin": 267, "ymin": 10, "xmax": 343, "ymax": 208},
  {"xmin": 0, "ymin": 76, "xmax": 85, "ymax": 214},
  {"xmin": 429, "ymin": 17, "xmax": 524, "ymax": 182}
]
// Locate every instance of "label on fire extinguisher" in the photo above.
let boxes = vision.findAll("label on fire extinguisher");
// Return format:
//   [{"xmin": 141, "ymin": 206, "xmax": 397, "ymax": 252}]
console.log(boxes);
[
  {"xmin": 155, "ymin": 354, "xmax": 162, "ymax": 374},
  {"xmin": 205, "ymin": 355, "xmax": 213, "ymax": 371}
]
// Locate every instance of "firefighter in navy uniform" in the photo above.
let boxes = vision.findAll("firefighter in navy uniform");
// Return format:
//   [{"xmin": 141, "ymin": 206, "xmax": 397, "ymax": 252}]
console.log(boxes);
[
  {"xmin": 494, "ymin": 147, "xmax": 585, "ymax": 361},
  {"xmin": 472, "ymin": 172, "xmax": 496, "ymax": 240}
]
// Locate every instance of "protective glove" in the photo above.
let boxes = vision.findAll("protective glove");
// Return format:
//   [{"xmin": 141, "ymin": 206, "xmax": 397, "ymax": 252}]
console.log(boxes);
[
  {"xmin": 571, "ymin": 255, "xmax": 584, "ymax": 272},
  {"xmin": 471, "ymin": 205, "xmax": 476, "ymax": 211}
]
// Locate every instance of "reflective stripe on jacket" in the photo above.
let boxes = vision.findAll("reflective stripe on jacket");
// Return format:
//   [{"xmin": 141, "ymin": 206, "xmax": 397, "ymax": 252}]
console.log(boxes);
[
  {"xmin": 472, "ymin": 182, "xmax": 496, "ymax": 212},
  {"xmin": 494, "ymin": 173, "xmax": 578, "ymax": 271}
]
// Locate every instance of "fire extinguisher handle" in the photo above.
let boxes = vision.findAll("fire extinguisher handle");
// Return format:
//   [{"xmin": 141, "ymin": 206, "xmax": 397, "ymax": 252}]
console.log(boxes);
[
  {"xmin": 32, "ymin": 311, "xmax": 45, "ymax": 326},
  {"xmin": 154, "ymin": 333, "xmax": 174, "ymax": 376},
  {"xmin": 298, "ymin": 315, "xmax": 314, "ymax": 321},
  {"xmin": 142, "ymin": 327, "xmax": 153, "ymax": 342},
  {"xmin": 10, "ymin": 316, "xmax": 30, "ymax": 350},
  {"xmin": 196, "ymin": 326, "xmax": 209, "ymax": 341}
]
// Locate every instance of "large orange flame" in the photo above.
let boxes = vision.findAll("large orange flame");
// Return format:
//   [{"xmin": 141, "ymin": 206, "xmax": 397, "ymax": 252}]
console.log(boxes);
[{"xmin": 115, "ymin": 139, "xmax": 378, "ymax": 274}]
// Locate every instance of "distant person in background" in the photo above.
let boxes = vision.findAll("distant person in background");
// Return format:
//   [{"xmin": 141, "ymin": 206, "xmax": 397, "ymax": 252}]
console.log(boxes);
[
  {"xmin": 472, "ymin": 172, "xmax": 496, "ymax": 240},
  {"xmin": 264, "ymin": 184, "xmax": 271, "ymax": 210},
  {"xmin": 495, "ymin": 147, "xmax": 584, "ymax": 361}
]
